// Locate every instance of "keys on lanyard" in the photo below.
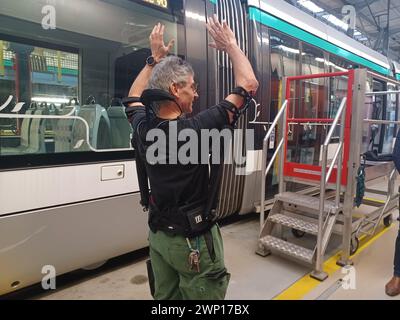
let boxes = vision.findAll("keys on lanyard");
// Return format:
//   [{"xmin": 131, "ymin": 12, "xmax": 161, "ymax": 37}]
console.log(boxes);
[
  {"xmin": 188, "ymin": 250, "xmax": 200, "ymax": 273},
  {"xmin": 186, "ymin": 237, "xmax": 200, "ymax": 273}
]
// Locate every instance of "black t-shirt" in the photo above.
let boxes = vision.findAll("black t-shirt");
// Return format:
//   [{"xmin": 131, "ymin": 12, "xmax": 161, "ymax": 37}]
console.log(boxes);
[{"xmin": 131, "ymin": 103, "xmax": 231, "ymax": 212}]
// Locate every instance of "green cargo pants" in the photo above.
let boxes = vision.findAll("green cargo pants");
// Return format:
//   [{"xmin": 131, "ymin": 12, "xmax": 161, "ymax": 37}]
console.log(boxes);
[{"xmin": 148, "ymin": 224, "xmax": 230, "ymax": 300}]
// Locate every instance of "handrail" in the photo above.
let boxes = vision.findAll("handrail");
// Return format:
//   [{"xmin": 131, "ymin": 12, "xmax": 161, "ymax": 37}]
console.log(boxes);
[
  {"xmin": 315, "ymin": 97, "xmax": 347, "ymax": 270},
  {"xmin": 363, "ymin": 119, "xmax": 400, "ymax": 125},
  {"xmin": 260, "ymin": 100, "xmax": 288, "ymax": 233},
  {"xmin": 325, "ymin": 142, "xmax": 343, "ymax": 184},
  {"xmin": 323, "ymin": 97, "xmax": 347, "ymax": 147},
  {"xmin": 365, "ymin": 90, "xmax": 400, "ymax": 96},
  {"xmin": 364, "ymin": 167, "xmax": 397, "ymax": 236},
  {"xmin": 265, "ymin": 139, "xmax": 284, "ymax": 176},
  {"xmin": 263, "ymin": 100, "xmax": 288, "ymax": 145}
]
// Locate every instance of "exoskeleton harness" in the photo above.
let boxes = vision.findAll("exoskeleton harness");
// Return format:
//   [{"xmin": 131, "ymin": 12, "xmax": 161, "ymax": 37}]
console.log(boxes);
[{"xmin": 124, "ymin": 87, "xmax": 253, "ymax": 238}]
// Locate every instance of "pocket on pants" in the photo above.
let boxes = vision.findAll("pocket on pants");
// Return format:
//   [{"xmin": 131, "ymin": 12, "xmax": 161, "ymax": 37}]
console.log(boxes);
[{"xmin": 181, "ymin": 267, "xmax": 230, "ymax": 300}]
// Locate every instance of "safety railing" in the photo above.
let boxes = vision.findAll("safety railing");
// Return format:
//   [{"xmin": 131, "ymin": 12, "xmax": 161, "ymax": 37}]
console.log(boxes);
[
  {"xmin": 315, "ymin": 97, "xmax": 347, "ymax": 270},
  {"xmin": 259, "ymin": 99, "xmax": 288, "ymax": 233},
  {"xmin": 356, "ymin": 89, "xmax": 400, "ymax": 236}
]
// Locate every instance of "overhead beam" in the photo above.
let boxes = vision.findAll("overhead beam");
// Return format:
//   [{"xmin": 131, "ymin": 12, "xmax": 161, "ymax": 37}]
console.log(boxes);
[
  {"xmin": 382, "ymin": 0, "xmax": 391, "ymax": 56},
  {"xmin": 359, "ymin": 26, "xmax": 400, "ymax": 37},
  {"xmin": 325, "ymin": 0, "xmax": 382, "ymax": 30},
  {"xmin": 364, "ymin": 0, "xmax": 380, "ymax": 28},
  {"xmin": 330, "ymin": 0, "xmax": 381, "ymax": 13},
  {"xmin": 356, "ymin": 16, "xmax": 373, "ymax": 47}
]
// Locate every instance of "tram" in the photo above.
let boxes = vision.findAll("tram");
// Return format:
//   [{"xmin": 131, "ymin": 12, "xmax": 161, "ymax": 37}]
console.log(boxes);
[{"xmin": 0, "ymin": 0, "xmax": 399, "ymax": 295}]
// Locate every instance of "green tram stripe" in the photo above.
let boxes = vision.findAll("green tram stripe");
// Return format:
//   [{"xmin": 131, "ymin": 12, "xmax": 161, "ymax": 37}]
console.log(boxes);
[{"xmin": 249, "ymin": 6, "xmax": 391, "ymax": 76}]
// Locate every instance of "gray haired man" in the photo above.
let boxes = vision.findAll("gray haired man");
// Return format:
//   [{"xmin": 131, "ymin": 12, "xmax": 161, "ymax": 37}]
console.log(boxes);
[{"xmin": 126, "ymin": 16, "xmax": 258, "ymax": 300}]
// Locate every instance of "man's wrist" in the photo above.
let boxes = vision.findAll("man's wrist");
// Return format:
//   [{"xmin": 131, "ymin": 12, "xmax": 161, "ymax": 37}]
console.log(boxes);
[
  {"xmin": 225, "ymin": 41, "xmax": 238, "ymax": 53},
  {"xmin": 146, "ymin": 55, "xmax": 157, "ymax": 67}
]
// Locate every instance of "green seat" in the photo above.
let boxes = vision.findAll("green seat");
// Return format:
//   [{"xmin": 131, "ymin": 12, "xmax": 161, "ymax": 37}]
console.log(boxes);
[
  {"xmin": 71, "ymin": 104, "xmax": 111, "ymax": 151},
  {"xmin": 54, "ymin": 105, "xmax": 80, "ymax": 153},
  {"xmin": 1, "ymin": 107, "xmax": 47, "ymax": 155},
  {"xmin": 107, "ymin": 105, "xmax": 132, "ymax": 148}
]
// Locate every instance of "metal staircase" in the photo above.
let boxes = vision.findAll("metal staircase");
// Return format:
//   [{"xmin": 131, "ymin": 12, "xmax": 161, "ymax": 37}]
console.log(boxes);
[
  {"xmin": 256, "ymin": 69, "xmax": 400, "ymax": 281},
  {"xmin": 258, "ymin": 192, "xmax": 342, "ymax": 280},
  {"xmin": 257, "ymin": 71, "xmax": 351, "ymax": 281}
]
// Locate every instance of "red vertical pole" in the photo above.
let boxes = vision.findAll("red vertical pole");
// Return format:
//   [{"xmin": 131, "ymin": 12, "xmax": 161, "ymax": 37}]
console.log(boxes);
[
  {"xmin": 284, "ymin": 77, "xmax": 291, "ymax": 175},
  {"xmin": 341, "ymin": 69, "xmax": 354, "ymax": 185}
]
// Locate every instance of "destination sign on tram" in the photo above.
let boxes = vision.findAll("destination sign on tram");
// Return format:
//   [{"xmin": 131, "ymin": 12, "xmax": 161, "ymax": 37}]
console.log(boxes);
[{"xmin": 143, "ymin": 0, "xmax": 168, "ymax": 9}]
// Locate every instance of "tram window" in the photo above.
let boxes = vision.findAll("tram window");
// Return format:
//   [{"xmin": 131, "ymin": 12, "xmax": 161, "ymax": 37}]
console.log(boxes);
[
  {"xmin": 270, "ymin": 30, "xmax": 300, "ymax": 79},
  {"xmin": 269, "ymin": 30, "xmax": 300, "ymax": 132},
  {"xmin": 382, "ymin": 83, "xmax": 397, "ymax": 154},
  {"xmin": 328, "ymin": 55, "xmax": 353, "ymax": 120},
  {"xmin": 0, "ymin": 40, "xmax": 79, "ymax": 156},
  {"xmin": 328, "ymin": 55, "xmax": 357, "ymax": 72},
  {"xmin": 361, "ymin": 77, "xmax": 397, "ymax": 155},
  {"xmin": 269, "ymin": 30, "xmax": 300, "ymax": 182},
  {"xmin": 0, "ymin": 0, "xmax": 183, "ymax": 166},
  {"xmin": 301, "ymin": 43, "xmax": 326, "ymax": 76},
  {"xmin": 284, "ymin": 43, "xmax": 330, "ymax": 166}
]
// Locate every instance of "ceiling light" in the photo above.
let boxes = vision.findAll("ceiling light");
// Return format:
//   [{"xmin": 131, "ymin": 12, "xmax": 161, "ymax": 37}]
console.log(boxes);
[
  {"xmin": 322, "ymin": 14, "xmax": 349, "ymax": 31},
  {"xmin": 297, "ymin": 0, "xmax": 324, "ymax": 13},
  {"xmin": 32, "ymin": 97, "xmax": 70, "ymax": 104}
]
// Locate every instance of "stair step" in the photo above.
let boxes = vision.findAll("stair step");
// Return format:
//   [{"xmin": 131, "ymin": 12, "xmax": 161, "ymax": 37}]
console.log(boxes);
[
  {"xmin": 260, "ymin": 235, "xmax": 314, "ymax": 263},
  {"xmin": 268, "ymin": 213, "xmax": 318, "ymax": 235},
  {"xmin": 275, "ymin": 192, "xmax": 338, "ymax": 213}
]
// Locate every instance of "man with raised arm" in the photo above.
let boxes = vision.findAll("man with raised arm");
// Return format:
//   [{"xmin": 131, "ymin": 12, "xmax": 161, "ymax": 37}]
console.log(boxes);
[{"xmin": 126, "ymin": 15, "xmax": 258, "ymax": 300}]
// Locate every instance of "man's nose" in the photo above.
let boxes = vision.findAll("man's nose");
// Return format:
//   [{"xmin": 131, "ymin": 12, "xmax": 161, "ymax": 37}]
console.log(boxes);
[{"xmin": 194, "ymin": 92, "xmax": 199, "ymax": 100}]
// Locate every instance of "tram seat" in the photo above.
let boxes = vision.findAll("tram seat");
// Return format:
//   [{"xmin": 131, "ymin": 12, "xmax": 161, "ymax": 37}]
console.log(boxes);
[
  {"xmin": 28, "ymin": 108, "xmax": 48, "ymax": 153},
  {"xmin": 54, "ymin": 106, "xmax": 79, "ymax": 153},
  {"xmin": 45, "ymin": 103, "xmax": 59, "ymax": 131},
  {"xmin": 0, "ymin": 107, "xmax": 47, "ymax": 155},
  {"xmin": 71, "ymin": 104, "xmax": 111, "ymax": 151},
  {"xmin": 106, "ymin": 105, "xmax": 132, "ymax": 148},
  {"xmin": 19, "ymin": 108, "xmax": 36, "ymax": 149}
]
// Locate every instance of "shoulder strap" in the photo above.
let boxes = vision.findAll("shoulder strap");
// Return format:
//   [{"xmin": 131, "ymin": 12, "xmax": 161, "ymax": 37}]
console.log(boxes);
[
  {"xmin": 132, "ymin": 118, "xmax": 151, "ymax": 211},
  {"xmin": 204, "ymin": 125, "xmax": 231, "ymax": 221}
]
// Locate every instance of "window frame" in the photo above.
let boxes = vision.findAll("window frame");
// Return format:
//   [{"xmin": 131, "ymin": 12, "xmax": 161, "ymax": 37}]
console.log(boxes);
[{"xmin": 0, "ymin": 0, "xmax": 184, "ymax": 171}]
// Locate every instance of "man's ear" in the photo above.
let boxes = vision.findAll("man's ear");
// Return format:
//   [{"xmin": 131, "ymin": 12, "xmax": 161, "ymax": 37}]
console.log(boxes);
[{"xmin": 169, "ymin": 83, "xmax": 179, "ymax": 98}]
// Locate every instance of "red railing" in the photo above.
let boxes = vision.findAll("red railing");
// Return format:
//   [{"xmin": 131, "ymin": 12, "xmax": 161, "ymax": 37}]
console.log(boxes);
[{"xmin": 283, "ymin": 70, "xmax": 354, "ymax": 186}]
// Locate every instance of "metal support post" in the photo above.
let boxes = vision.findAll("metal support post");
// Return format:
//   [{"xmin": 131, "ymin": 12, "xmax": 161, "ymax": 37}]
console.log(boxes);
[
  {"xmin": 337, "ymin": 69, "xmax": 366, "ymax": 267},
  {"xmin": 278, "ymin": 78, "xmax": 287, "ymax": 194}
]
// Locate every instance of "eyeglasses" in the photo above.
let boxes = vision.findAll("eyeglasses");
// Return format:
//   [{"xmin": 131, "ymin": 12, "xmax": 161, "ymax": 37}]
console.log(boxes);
[
  {"xmin": 175, "ymin": 81, "xmax": 199, "ymax": 94},
  {"xmin": 190, "ymin": 82, "xmax": 198, "ymax": 94}
]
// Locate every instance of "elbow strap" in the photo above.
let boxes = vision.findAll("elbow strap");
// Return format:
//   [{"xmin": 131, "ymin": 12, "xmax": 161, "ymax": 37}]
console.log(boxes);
[
  {"xmin": 122, "ymin": 96, "xmax": 142, "ymax": 107},
  {"xmin": 224, "ymin": 87, "xmax": 254, "ymax": 126},
  {"xmin": 230, "ymin": 86, "xmax": 252, "ymax": 100}
]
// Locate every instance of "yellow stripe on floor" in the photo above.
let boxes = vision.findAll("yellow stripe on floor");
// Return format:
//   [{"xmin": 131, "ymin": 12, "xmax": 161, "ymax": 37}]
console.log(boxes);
[
  {"xmin": 363, "ymin": 197, "xmax": 385, "ymax": 204},
  {"xmin": 273, "ymin": 225, "xmax": 393, "ymax": 300}
]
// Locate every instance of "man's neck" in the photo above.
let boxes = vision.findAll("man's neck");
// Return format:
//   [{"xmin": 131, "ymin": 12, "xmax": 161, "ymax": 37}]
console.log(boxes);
[{"xmin": 157, "ymin": 101, "xmax": 182, "ymax": 120}]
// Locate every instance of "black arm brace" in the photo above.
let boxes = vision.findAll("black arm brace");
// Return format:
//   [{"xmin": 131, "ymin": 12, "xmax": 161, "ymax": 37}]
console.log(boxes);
[
  {"xmin": 220, "ymin": 86, "xmax": 253, "ymax": 126},
  {"xmin": 123, "ymin": 97, "xmax": 142, "ymax": 122}
]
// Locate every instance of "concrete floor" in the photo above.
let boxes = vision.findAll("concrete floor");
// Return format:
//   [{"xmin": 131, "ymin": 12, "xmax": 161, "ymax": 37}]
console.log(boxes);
[
  {"xmin": 29, "ymin": 219, "xmax": 399, "ymax": 300},
  {"xmin": 17, "ymin": 175, "xmax": 400, "ymax": 300}
]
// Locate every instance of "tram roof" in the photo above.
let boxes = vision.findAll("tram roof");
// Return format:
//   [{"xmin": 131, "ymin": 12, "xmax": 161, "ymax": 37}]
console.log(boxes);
[{"xmin": 286, "ymin": 0, "xmax": 400, "ymax": 61}]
